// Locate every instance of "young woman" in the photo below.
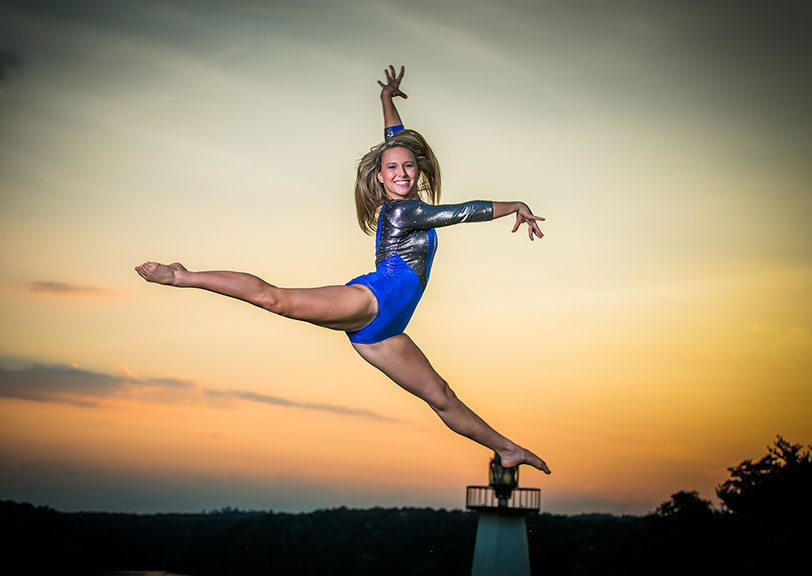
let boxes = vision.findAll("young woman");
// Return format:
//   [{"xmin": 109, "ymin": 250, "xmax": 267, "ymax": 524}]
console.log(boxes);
[{"xmin": 136, "ymin": 66, "xmax": 550, "ymax": 473}]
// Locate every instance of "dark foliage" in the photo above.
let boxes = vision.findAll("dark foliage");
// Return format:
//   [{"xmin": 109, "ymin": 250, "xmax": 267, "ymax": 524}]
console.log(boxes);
[
  {"xmin": 2, "ymin": 436, "xmax": 809, "ymax": 575},
  {"xmin": 654, "ymin": 490, "xmax": 713, "ymax": 520},
  {"xmin": 717, "ymin": 435, "xmax": 812, "ymax": 520},
  {"xmin": 0, "ymin": 504, "xmax": 476, "ymax": 576},
  {"xmin": 715, "ymin": 435, "xmax": 812, "ymax": 572}
]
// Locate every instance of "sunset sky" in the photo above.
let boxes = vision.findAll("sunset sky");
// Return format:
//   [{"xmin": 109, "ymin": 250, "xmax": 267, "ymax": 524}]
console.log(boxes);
[{"xmin": 1, "ymin": 0, "xmax": 810, "ymax": 515}]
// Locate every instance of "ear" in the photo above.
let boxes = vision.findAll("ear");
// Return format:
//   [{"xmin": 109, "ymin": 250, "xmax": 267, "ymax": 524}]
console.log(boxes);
[{"xmin": 376, "ymin": 171, "xmax": 384, "ymax": 184}]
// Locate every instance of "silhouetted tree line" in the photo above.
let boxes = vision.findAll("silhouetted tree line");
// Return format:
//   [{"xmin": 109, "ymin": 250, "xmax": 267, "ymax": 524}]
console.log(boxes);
[{"xmin": 2, "ymin": 436, "xmax": 809, "ymax": 575}]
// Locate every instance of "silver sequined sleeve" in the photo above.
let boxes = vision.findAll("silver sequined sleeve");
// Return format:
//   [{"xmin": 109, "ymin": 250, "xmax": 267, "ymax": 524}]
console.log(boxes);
[{"xmin": 387, "ymin": 200, "xmax": 493, "ymax": 230}]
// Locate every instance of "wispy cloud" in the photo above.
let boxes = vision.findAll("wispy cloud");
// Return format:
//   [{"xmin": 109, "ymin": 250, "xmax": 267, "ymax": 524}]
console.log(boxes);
[
  {"xmin": 0, "ymin": 362, "xmax": 394, "ymax": 422},
  {"xmin": 146, "ymin": 376, "xmax": 198, "ymax": 389},
  {"xmin": 0, "ymin": 364, "xmax": 124, "ymax": 407},
  {"xmin": 29, "ymin": 281, "xmax": 110, "ymax": 296},
  {"xmin": 206, "ymin": 389, "xmax": 398, "ymax": 422}
]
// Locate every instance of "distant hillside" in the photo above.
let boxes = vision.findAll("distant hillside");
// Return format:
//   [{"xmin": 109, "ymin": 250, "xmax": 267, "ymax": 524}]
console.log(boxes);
[
  {"xmin": 3, "ymin": 501, "xmax": 479, "ymax": 576},
  {"xmin": 4, "ymin": 436, "xmax": 810, "ymax": 575},
  {"xmin": 0, "ymin": 499, "xmax": 722, "ymax": 576},
  {"xmin": 3, "ymin": 437, "xmax": 808, "ymax": 574}
]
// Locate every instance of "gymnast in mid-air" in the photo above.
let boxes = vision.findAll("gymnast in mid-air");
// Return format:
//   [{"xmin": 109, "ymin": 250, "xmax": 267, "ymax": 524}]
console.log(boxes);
[{"xmin": 136, "ymin": 66, "xmax": 550, "ymax": 473}]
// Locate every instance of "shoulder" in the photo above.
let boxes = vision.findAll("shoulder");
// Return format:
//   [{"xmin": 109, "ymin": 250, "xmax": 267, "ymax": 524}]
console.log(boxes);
[
  {"xmin": 382, "ymin": 199, "xmax": 423, "ymax": 219},
  {"xmin": 383, "ymin": 199, "xmax": 439, "ymax": 230},
  {"xmin": 386, "ymin": 199, "xmax": 424, "ymax": 214}
]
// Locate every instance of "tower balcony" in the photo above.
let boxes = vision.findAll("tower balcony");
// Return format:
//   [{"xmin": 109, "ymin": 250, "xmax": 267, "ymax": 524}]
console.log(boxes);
[{"xmin": 465, "ymin": 485, "xmax": 541, "ymax": 514}]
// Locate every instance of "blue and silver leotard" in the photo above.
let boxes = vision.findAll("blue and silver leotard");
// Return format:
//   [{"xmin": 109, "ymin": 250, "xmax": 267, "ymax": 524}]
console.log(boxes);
[{"xmin": 346, "ymin": 198, "xmax": 493, "ymax": 344}]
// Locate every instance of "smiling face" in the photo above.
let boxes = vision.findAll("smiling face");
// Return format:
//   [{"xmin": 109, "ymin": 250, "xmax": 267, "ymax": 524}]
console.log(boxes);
[{"xmin": 377, "ymin": 146, "xmax": 419, "ymax": 200}]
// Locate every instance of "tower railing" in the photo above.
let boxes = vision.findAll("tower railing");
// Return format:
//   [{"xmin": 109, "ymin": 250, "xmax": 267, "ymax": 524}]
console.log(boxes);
[{"xmin": 465, "ymin": 486, "xmax": 541, "ymax": 513}]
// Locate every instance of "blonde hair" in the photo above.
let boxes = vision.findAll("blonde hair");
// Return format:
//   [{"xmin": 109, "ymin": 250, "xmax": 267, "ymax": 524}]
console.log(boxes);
[{"xmin": 354, "ymin": 129, "xmax": 442, "ymax": 234}]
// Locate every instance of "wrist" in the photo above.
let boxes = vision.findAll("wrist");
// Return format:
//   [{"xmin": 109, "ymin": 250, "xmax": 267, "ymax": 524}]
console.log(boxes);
[
  {"xmin": 492, "ymin": 201, "xmax": 522, "ymax": 219},
  {"xmin": 506, "ymin": 201, "xmax": 524, "ymax": 214}
]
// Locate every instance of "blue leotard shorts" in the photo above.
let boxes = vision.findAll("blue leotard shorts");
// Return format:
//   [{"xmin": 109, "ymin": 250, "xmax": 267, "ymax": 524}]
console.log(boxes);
[{"xmin": 345, "ymin": 253, "xmax": 424, "ymax": 345}]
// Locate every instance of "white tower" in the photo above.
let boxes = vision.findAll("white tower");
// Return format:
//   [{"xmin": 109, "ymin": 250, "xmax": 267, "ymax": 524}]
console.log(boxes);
[{"xmin": 466, "ymin": 453, "xmax": 540, "ymax": 576}]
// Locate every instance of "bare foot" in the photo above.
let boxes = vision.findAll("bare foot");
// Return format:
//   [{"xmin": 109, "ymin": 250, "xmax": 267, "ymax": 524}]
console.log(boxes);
[
  {"xmin": 135, "ymin": 262, "xmax": 187, "ymax": 286},
  {"xmin": 499, "ymin": 445, "xmax": 551, "ymax": 474}
]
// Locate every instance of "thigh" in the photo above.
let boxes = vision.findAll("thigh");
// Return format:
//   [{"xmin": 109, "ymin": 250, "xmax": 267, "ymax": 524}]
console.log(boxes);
[
  {"xmin": 281, "ymin": 284, "xmax": 377, "ymax": 332},
  {"xmin": 352, "ymin": 334, "xmax": 447, "ymax": 405}
]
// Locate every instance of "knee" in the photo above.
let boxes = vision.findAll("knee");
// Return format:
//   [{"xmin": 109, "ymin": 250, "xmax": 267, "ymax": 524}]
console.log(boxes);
[
  {"xmin": 255, "ymin": 288, "xmax": 289, "ymax": 316},
  {"xmin": 428, "ymin": 379, "xmax": 459, "ymax": 413}
]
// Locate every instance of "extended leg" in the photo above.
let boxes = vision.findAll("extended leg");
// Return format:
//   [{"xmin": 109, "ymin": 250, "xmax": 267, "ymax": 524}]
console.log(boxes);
[
  {"xmin": 135, "ymin": 261, "xmax": 376, "ymax": 332},
  {"xmin": 353, "ymin": 334, "xmax": 550, "ymax": 473}
]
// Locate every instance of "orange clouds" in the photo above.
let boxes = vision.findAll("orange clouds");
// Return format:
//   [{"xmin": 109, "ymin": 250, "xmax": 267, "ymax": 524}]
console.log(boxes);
[{"xmin": 0, "ymin": 361, "xmax": 395, "ymax": 422}]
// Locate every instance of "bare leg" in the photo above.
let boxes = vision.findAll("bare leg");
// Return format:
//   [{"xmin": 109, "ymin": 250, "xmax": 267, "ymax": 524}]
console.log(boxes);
[
  {"xmin": 135, "ymin": 261, "xmax": 376, "ymax": 332},
  {"xmin": 353, "ymin": 334, "xmax": 551, "ymax": 473}
]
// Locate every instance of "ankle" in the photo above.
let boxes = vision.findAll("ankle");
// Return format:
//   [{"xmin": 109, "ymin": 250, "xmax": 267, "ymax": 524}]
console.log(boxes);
[
  {"xmin": 497, "ymin": 441, "xmax": 519, "ymax": 458},
  {"xmin": 173, "ymin": 269, "xmax": 191, "ymax": 287}
]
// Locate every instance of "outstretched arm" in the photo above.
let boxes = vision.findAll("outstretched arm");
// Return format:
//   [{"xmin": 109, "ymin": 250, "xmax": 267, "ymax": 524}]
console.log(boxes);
[
  {"xmin": 493, "ymin": 201, "xmax": 545, "ymax": 241},
  {"xmin": 378, "ymin": 65, "xmax": 407, "ymax": 140},
  {"xmin": 387, "ymin": 200, "xmax": 545, "ymax": 241}
]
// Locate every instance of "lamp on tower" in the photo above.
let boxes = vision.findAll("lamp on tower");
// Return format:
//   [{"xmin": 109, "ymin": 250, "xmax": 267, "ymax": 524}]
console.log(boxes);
[{"xmin": 489, "ymin": 453, "xmax": 518, "ymax": 506}]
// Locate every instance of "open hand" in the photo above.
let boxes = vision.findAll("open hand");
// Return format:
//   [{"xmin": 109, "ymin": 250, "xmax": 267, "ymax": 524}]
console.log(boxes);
[
  {"xmin": 512, "ymin": 203, "xmax": 545, "ymax": 241},
  {"xmin": 378, "ymin": 65, "xmax": 407, "ymax": 99}
]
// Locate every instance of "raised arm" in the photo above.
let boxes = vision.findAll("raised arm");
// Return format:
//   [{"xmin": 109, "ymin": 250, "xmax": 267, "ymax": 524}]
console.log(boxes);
[{"xmin": 378, "ymin": 65, "xmax": 407, "ymax": 141}]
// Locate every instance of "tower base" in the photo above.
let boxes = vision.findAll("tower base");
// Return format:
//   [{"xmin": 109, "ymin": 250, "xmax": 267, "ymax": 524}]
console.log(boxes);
[{"xmin": 471, "ymin": 511, "xmax": 531, "ymax": 576}]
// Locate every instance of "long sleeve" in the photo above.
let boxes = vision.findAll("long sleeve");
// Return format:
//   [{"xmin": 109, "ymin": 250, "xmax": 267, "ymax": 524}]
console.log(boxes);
[{"xmin": 385, "ymin": 200, "xmax": 493, "ymax": 230}]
